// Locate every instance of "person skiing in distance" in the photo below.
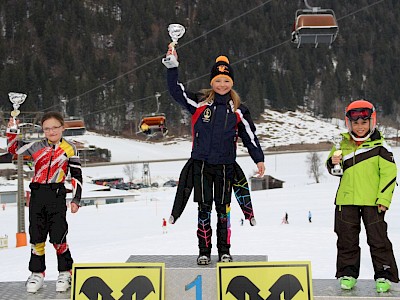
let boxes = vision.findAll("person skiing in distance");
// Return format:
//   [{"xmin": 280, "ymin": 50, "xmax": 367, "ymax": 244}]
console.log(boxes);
[
  {"xmin": 326, "ymin": 99, "xmax": 398, "ymax": 293},
  {"xmin": 162, "ymin": 218, "xmax": 168, "ymax": 234},
  {"xmin": 165, "ymin": 47, "xmax": 265, "ymax": 265},
  {"xmin": 281, "ymin": 212, "xmax": 288, "ymax": 224},
  {"xmin": 6, "ymin": 111, "xmax": 82, "ymax": 293}
]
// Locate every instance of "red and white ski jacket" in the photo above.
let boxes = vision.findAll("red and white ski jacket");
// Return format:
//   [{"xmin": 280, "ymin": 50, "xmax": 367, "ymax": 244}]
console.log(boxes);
[{"xmin": 7, "ymin": 131, "xmax": 83, "ymax": 205}]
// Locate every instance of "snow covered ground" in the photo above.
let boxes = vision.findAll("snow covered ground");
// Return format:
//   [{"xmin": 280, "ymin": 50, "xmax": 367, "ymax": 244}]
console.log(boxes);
[{"xmin": 0, "ymin": 108, "xmax": 400, "ymax": 283}]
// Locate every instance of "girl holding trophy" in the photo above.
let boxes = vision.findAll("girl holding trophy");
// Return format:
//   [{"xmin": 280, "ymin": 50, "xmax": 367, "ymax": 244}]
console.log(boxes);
[
  {"xmin": 6, "ymin": 110, "xmax": 82, "ymax": 293},
  {"xmin": 326, "ymin": 99, "xmax": 398, "ymax": 292},
  {"xmin": 164, "ymin": 32, "xmax": 265, "ymax": 265}
]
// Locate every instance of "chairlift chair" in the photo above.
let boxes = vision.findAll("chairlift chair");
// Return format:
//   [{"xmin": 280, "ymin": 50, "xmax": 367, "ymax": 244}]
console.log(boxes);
[
  {"xmin": 291, "ymin": 1, "xmax": 338, "ymax": 48},
  {"xmin": 64, "ymin": 118, "xmax": 86, "ymax": 136},
  {"xmin": 139, "ymin": 113, "xmax": 168, "ymax": 137}
]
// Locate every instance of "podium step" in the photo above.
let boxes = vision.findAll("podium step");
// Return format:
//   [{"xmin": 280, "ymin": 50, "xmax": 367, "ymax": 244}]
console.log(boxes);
[
  {"xmin": 127, "ymin": 254, "xmax": 268, "ymax": 299},
  {"xmin": 313, "ymin": 279, "xmax": 400, "ymax": 299},
  {"xmin": 0, "ymin": 281, "xmax": 70, "ymax": 300},
  {"xmin": 126, "ymin": 254, "xmax": 268, "ymax": 267},
  {"xmin": 1, "ymin": 256, "xmax": 400, "ymax": 300},
  {"xmin": 1, "ymin": 280, "xmax": 400, "ymax": 299}
]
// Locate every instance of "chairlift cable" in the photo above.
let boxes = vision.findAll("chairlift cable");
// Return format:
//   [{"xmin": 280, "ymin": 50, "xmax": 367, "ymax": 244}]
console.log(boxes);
[
  {"xmin": 48, "ymin": 0, "xmax": 387, "ymax": 118},
  {"xmin": 336, "ymin": 0, "xmax": 385, "ymax": 21},
  {"xmin": 43, "ymin": 0, "xmax": 274, "ymax": 112}
]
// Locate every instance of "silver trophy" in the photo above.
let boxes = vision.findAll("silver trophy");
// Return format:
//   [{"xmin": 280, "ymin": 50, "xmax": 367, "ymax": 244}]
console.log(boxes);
[
  {"xmin": 9, "ymin": 92, "xmax": 27, "ymax": 131},
  {"xmin": 331, "ymin": 135, "xmax": 343, "ymax": 175},
  {"xmin": 162, "ymin": 24, "xmax": 185, "ymax": 68}
]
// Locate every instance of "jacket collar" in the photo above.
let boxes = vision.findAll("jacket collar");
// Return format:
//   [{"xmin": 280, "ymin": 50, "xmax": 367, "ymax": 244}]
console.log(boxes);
[{"xmin": 214, "ymin": 93, "xmax": 230, "ymax": 105}]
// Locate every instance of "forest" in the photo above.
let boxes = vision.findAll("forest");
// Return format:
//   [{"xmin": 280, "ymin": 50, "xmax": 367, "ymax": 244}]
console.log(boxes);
[{"xmin": 0, "ymin": 0, "xmax": 399, "ymax": 136}]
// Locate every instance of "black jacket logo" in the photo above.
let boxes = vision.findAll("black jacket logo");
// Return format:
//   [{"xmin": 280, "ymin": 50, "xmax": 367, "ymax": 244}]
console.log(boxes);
[{"xmin": 202, "ymin": 108, "xmax": 212, "ymax": 122}]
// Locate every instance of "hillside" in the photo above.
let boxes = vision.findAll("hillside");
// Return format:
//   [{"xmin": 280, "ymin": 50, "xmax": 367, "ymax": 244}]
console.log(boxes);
[
  {"xmin": 3, "ymin": 106, "xmax": 398, "ymax": 165},
  {"xmin": 58, "ymin": 108, "xmax": 400, "ymax": 163},
  {"xmin": 0, "ymin": 1, "xmax": 399, "ymax": 136}
]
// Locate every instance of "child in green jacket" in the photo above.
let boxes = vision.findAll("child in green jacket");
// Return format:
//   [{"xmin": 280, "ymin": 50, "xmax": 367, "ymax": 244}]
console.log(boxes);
[{"xmin": 327, "ymin": 99, "xmax": 398, "ymax": 293}]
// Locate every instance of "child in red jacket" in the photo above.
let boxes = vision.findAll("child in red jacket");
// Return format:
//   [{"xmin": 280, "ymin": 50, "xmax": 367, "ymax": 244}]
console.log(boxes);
[{"xmin": 7, "ymin": 111, "xmax": 82, "ymax": 293}]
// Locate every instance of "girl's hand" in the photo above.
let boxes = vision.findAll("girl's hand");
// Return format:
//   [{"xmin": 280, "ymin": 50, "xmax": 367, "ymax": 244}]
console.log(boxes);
[
  {"xmin": 70, "ymin": 202, "xmax": 80, "ymax": 213},
  {"xmin": 256, "ymin": 162, "xmax": 265, "ymax": 177},
  {"xmin": 378, "ymin": 204, "xmax": 387, "ymax": 212},
  {"xmin": 166, "ymin": 44, "xmax": 178, "ymax": 60},
  {"xmin": 7, "ymin": 118, "xmax": 19, "ymax": 128},
  {"xmin": 332, "ymin": 155, "xmax": 342, "ymax": 165}
]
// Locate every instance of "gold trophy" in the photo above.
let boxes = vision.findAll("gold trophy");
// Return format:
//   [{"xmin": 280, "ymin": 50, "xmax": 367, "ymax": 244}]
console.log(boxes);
[
  {"xmin": 331, "ymin": 135, "xmax": 343, "ymax": 175},
  {"xmin": 162, "ymin": 24, "xmax": 185, "ymax": 68},
  {"xmin": 9, "ymin": 92, "xmax": 27, "ymax": 132}
]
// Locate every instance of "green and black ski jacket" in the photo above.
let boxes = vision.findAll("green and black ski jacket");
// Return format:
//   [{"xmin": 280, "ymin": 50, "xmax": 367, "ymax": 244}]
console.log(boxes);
[{"xmin": 326, "ymin": 130, "xmax": 397, "ymax": 208}]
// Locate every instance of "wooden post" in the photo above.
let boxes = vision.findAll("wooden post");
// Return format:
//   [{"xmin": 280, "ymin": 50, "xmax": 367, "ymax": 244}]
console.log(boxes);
[{"xmin": 16, "ymin": 133, "xmax": 27, "ymax": 247}]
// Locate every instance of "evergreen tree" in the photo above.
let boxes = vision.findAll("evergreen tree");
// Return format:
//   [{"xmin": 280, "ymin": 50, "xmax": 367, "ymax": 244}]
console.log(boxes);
[{"xmin": 0, "ymin": 1, "xmax": 399, "ymax": 133}]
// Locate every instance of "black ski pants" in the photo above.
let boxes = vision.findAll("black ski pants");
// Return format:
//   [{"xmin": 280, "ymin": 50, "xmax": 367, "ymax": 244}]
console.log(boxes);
[
  {"xmin": 335, "ymin": 205, "xmax": 399, "ymax": 282},
  {"xmin": 28, "ymin": 183, "xmax": 73, "ymax": 273},
  {"xmin": 193, "ymin": 160, "xmax": 233, "ymax": 256}
]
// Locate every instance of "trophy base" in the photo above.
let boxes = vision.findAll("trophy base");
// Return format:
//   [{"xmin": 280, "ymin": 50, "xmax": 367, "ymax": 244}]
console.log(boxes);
[
  {"xmin": 162, "ymin": 55, "xmax": 179, "ymax": 68},
  {"xmin": 331, "ymin": 168, "xmax": 343, "ymax": 175},
  {"xmin": 11, "ymin": 110, "xmax": 20, "ymax": 117},
  {"xmin": 7, "ymin": 127, "xmax": 19, "ymax": 134}
]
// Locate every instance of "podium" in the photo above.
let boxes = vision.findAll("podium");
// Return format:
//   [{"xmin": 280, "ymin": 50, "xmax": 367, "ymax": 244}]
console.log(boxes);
[{"xmin": 126, "ymin": 255, "xmax": 267, "ymax": 299}]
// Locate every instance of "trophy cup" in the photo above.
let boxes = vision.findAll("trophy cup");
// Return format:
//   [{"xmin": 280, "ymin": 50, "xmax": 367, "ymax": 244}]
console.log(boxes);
[
  {"xmin": 162, "ymin": 24, "xmax": 185, "ymax": 68},
  {"xmin": 331, "ymin": 135, "xmax": 343, "ymax": 175},
  {"xmin": 8, "ymin": 92, "xmax": 27, "ymax": 133}
]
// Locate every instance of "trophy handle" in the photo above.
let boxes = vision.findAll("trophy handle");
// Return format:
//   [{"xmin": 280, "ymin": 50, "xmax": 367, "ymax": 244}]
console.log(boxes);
[
  {"xmin": 330, "ymin": 135, "xmax": 343, "ymax": 175},
  {"xmin": 331, "ymin": 149, "xmax": 343, "ymax": 175},
  {"xmin": 168, "ymin": 41, "xmax": 177, "ymax": 51},
  {"xmin": 8, "ymin": 116, "xmax": 19, "ymax": 133},
  {"xmin": 162, "ymin": 42, "xmax": 179, "ymax": 68},
  {"xmin": 162, "ymin": 24, "xmax": 185, "ymax": 69},
  {"xmin": 8, "ymin": 92, "xmax": 27, "ymax": 132}
]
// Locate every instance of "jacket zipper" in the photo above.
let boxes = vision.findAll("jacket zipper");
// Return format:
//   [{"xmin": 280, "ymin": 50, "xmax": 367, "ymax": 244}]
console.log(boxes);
[
  {"xmin": 201, "ymin": 161, "xmax": 205, "ymax": 203},
  {"xmin": 208, "ymin": 106, "xmax": 217, "ymax": 154},
  {"xmin": 221, "ymin": 165, "xmax": 226, "ymax": 204},
  {"xmin": 46, "ymin": 145, "xmax": 55, "ymax": 183},
  {"xmin": 224, "ymin": 108, "xmax": 229, "ymax": 129}
]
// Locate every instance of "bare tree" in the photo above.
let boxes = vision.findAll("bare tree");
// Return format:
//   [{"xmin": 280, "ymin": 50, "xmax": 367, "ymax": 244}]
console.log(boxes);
[
  {"xmin": 123, "ymin": 163, "xmax": 136, "ymax": 182},
  {"xmin": 306, "ymin": 152, "xmax": 323, "ymax": 183}
]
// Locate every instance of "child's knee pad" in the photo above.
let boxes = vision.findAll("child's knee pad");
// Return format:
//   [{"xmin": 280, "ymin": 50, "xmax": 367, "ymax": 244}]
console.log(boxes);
[
  {"xmin": 31, "ymin": 242, "xmax": 45, "ymax": 256},
  {"xmin": 53, "ymin": 243, "xmax": 69, "ymax": 255}
]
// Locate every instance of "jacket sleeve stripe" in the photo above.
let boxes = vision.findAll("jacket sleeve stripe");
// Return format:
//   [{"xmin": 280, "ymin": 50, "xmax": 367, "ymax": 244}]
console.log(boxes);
[
  {"xmin": 16, "ymin": 141, "xmax": 35, "ymax": 155},
  {"xmin": 381, "ymin": 177, "xmax": 396, "ymax": 194},
  {"xmin": 343, "ymin": 145, "xmax": 395, "ymax": 170},
  {"xmin": 380, "ymin": 141, "xmax": 396, "ymax": 163},
  {"xmin": 236, "ymin": 108, "xmax": 258, "ymax": 148},
  {"xmin": 177, "ymin": 82, "xmax": 198, "ymax": 109},
  {"xmin": 167, "ymin": 68, "xmax": 198, "ymax": 112}
]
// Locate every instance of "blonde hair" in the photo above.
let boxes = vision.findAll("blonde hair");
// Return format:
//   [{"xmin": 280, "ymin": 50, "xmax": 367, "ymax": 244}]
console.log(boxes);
[{"xmin": 199, "ymin": 88, "xmax": 241, "ymax": 111}]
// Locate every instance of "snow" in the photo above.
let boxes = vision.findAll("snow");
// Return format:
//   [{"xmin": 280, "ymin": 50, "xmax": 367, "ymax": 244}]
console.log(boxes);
[{"xmin": 0, "ymin": 108, "xmax": 399, "ymax": 283}]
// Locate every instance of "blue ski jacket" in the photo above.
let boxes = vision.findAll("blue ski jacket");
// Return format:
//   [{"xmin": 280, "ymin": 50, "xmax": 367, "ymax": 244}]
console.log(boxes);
[{"xmin": 167, "ymin": 67, "xmax": 264, "ymax": 165}]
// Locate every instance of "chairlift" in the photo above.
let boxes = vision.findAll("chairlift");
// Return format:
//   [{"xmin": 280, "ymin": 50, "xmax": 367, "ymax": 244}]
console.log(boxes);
[
  {"xmin": 60, "ymin": 100, "xmax": 86, "ymax": 136},
  {"xmin": 139, "ymin": 113, "xmax": 168, "ymax": 137},
  {"xmin": 64, "ymin": 117, "xmax": 86, "ymax": 136},
  {"xmin": 291, "ymin": 0, "xmax": 338, "ymax": 48},
  {"xmin": 138, "ymin": 92, "xmax": 168, "ymax": 138}
]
